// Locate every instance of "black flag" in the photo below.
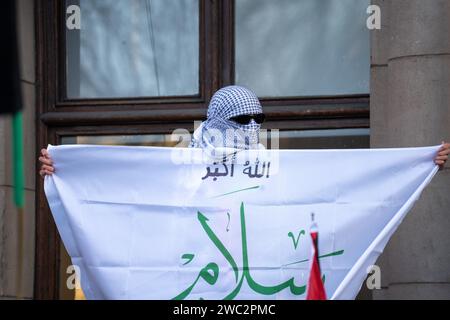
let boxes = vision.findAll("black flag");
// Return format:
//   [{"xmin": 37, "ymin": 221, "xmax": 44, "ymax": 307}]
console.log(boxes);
[{"xmin": 0, "ymin": 0, "xmax": 22, "ymax": 114}]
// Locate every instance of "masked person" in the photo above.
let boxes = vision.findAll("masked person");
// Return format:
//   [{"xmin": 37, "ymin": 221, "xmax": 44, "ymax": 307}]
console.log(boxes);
[
  {"xmin": 39, "ymin": 86, "xmax": 449, "ymax": 176},
  {"xmin": 189, "ymin": 85, "xmax": 266, "ymax": 159}
]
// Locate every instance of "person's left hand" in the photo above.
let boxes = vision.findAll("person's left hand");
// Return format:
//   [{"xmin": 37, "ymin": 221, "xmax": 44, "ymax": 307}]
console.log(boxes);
[{"xmin": 435, "ymin": 141, "xmax": 450, "ymax": 170}]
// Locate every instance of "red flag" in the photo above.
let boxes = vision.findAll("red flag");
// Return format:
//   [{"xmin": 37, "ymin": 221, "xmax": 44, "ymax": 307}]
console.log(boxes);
[{"xmin": 306, "ymin": 216, "xmax": 327, "ymax": 300}]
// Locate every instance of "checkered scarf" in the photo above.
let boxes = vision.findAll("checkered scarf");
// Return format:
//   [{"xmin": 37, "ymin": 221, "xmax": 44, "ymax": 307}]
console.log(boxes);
[{"xmin": 190, "ymin": 86, "xmax": 263, "ymax": 154}]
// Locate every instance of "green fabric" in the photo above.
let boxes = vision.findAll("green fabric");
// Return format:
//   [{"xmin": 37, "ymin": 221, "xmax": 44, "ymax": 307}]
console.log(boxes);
[{"xmin": 12, "ymin": 111, "xmax": 24, "ymax": 207}]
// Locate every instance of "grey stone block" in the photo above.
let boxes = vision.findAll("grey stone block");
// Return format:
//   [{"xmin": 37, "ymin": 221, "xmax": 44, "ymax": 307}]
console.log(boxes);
[
  {"xmin": 370, "ymin": 0, "xmax": 391, "ymax": 66},
  {"xmin": 17, "ymin": 0, "xmax": 36, "ymax": 84},
  {"xmin": 0, "ymin": 117, "xmax": 12, "ymax": 186},
  {"xmin": 0, "ymin": 187, "xmax": 35, "ymax": 299},
  {"xmin": 385, "ymin": 55, "xmax": 450, "ymax": 147},
  {"xmin": 389, "ymin": 0, "xmax": 450, "ymax": 59},
  {"xmin": 21, "ymin": 82, "xmax": 36, "ymax": 191},
  {"xmin": 372, "ymin": 283, "xmax": 450, "ymax": 300},
  {"xmin": 370, "ymin": 66, "xmax": 390, "ymax": 147}
]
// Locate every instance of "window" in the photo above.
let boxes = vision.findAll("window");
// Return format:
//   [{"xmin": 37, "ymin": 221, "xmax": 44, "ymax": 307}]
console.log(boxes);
[
  {"xmin": 66, "ymin": 0, "xmax": 200, "ymax": 98},
  {"xmin": 235, "ymin": 0, "xmax": 370, "ymax": 97},
  {"xmin": 36, "ymin": 0, "xmax": 370, "ymax": 299}
]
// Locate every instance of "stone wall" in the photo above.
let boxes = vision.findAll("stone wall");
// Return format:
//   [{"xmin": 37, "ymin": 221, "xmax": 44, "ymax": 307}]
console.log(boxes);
[
  {"xmin": 0, "ymin": 0, "xmax": 36, "ymax": 299},
  {"xmin": 370, "ymin": 0, "xmax": 450, "ymax": 299}
]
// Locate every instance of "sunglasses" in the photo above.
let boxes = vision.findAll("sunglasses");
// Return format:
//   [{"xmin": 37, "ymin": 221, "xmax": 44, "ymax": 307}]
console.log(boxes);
[{"xmin": 229, "ymin": 113, "xmax": 266, "ymax": 125}]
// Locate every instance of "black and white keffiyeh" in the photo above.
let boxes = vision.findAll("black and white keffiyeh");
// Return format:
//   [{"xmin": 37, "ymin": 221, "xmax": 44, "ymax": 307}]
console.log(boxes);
[{"xmin": 190, "ymin": 86, "xmax": 264, "ymax": 156}]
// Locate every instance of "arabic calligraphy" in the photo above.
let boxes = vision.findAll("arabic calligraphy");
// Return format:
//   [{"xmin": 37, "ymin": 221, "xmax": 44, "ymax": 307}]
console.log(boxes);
[
  {"xmin": 288, "ymin": 230, "xmax": 306, "ymax": 250},
  {"xmin": 181, "ymin": 253, "xmax": 195, "ymax": 266},
  {"xmin": 201, "ymin": 160, "xmax": 271, "ymax": 181},
  {"xmin": 242, "ymin": 160, "xmax": 270, "ymax": 179},
  {"xmin": 173, "ymin": 202, "xmax": 344, "ymax": 300},
  {"xmin": 201, "ymin": 162, "xmax": 233, "ymax": 181}
]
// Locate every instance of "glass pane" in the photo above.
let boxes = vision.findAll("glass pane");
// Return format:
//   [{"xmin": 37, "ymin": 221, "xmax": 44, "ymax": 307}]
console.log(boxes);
[
  {"xmin": 66, "ymin": 0, "xmax": 199, "ymax": 98},
  {"xmin": 260, "ymin": 128, "xmax": 370, "ymax": 149},
  {"xmin": 61, "ymin": 133, "xmax": 189, "ymax": 147},
  {"xmin": 235, "ymin": 0, "xmax": 370, "ymax": 97}
]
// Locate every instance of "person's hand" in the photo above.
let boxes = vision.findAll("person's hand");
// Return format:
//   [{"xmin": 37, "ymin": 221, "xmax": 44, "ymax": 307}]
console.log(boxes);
[
  {"xmin": 39, "ymin": 148, "xmax": 54, "ymax": 178},
  {"xmin": 435, "ymin": 141, "xmax": 450, "ymax": 170}
]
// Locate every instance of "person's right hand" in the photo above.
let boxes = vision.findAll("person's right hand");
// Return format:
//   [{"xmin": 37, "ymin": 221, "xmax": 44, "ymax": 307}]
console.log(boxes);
[{"xmin": 39, "ymin": 148, "xmax": 54, "ymax": 178}]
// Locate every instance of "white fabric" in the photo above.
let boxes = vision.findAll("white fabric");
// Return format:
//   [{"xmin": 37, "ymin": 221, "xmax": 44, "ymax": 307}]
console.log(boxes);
[{"xmin": 44, "ymin": 144, "xmax": 440, "ymax": 300}]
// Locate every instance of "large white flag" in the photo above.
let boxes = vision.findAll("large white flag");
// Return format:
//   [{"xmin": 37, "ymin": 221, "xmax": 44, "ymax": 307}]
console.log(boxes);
[{"xmin": 44, "ymin": 144, "xmax": 439, "ymax": 300}]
